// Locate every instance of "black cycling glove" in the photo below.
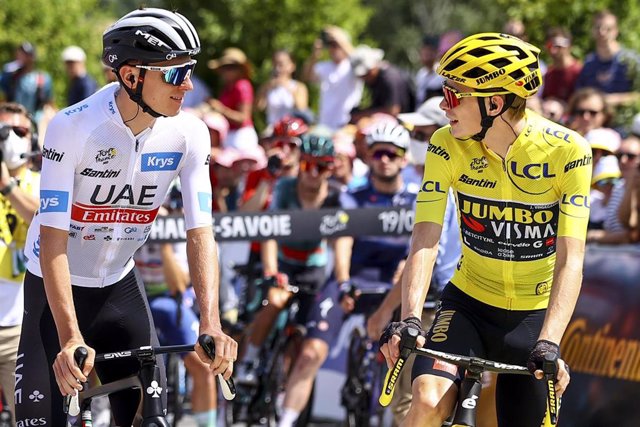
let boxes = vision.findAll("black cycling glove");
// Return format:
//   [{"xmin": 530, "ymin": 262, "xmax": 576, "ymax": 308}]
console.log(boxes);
[
  {"xmin": 338, "ymin": 280, "xmax": 356, "ymax": 302},
  {"xmin": 527, "ymin": 339, "xmax": 560, "ymax": 375},
  {"xmin": 379, "ymin": 316, "xmax": 424, "ymax": 348}
]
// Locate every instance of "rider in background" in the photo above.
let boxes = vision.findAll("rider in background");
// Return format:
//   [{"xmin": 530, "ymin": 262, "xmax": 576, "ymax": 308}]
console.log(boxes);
[
  {"xmin": 276, "ymin": 122, "xmax": 418, "ymax": 427},
  {"xmin": 15, "ymin": 9, "xmax": 236, "ymax": 425},
  {"xmin": 236, "ymin": 134, "xmax": 351, "ymax": 384},
  {"xmin": 134, "ymin": 182, "xmax": 218, "ymax": 427},
  {"xmin": 380, "ymin": 33, "xmax": 591, "ymax": 427}
]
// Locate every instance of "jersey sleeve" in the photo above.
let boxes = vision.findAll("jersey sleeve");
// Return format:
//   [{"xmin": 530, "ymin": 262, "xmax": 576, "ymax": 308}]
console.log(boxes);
[
  {"xmin": 38, "ymin": 113, "xmax": 80, "ymax": 231},
  {"xmin": 179, "ymin": 120, "xmax": 214, "ymax": 230},
  {"xmin": 414, "ymin": 127, "xmax": 454, "ymax": 225},
  {"xmin": 557, "ymin": 136, "xmax": 592, "ymax": 240}
]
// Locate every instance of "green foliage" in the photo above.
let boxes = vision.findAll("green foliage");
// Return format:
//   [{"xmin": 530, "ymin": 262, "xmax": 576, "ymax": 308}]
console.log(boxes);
[
  {"xmin": 162, "ymin": 0, "xmax": 371, "ymax": 90},
  {"xmin": 0, "ymin": 0, "xmax": 115, "ymax": 107},
  {"xmin": 361, "ymin": 0, "xmax": 504, "ymax": 69}
]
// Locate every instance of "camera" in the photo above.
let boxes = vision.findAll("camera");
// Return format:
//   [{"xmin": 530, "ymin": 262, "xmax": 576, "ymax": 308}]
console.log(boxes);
[
  {"xmin": 267, "ymin": 154, "xmax": 283, "ymax": 176},
  {"xmin": 320, "ymin": 30, "xmax": 331, "ymax": 44}
]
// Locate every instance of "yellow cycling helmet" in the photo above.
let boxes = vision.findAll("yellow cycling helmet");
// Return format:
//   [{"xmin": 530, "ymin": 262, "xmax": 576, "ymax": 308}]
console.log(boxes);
[{"xmin": 437, "ymin": 32, "xmax": 542, "ymax": 99}]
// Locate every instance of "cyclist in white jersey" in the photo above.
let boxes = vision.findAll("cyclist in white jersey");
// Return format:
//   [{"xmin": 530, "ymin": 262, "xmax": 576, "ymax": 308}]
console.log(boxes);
[{"xmin": 14, "ymin": 8, "xmax": 237, "ymax": 426}]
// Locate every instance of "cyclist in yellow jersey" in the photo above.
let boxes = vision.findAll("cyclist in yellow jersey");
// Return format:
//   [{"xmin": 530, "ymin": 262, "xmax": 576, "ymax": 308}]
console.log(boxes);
[{"xmin": 380, "ymin": 33, "xmax": 591, "ymax": 427}]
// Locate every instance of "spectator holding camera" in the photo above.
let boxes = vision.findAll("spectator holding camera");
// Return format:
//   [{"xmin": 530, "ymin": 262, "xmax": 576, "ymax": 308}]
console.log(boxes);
[
  {"xmin": 303, "ymin": 26, "xmax": 363, "ymax": 130},
  {"xmin": 256, "ymin": 50, "xmax": 309, "ymax": 126},
  {"xmin": 0, "ymin": 102, "xmax": 40, "ymax": 421}
]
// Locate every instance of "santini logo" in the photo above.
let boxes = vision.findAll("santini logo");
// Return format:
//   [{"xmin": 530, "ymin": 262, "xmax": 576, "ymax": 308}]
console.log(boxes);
[
  {"xmin": 141, "ymin": 152, "xmax": 183, "ymax": 171},
  {"xmin": 40, "ymin": 190, "xmax": 69, "ymax": 213},
  {"xmin": 42, "ymin": 147, "xmax": 64, "ymax": 162}
]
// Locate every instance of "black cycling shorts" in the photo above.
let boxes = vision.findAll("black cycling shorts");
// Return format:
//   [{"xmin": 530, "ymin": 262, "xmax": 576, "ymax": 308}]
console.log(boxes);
[
  {"xmin": 14, "ymin": 268, "xmax": 164, "ymax": 427},
  {"xmin": 412, "ymin": 283, "xmax": 548, "ymax": 427}
]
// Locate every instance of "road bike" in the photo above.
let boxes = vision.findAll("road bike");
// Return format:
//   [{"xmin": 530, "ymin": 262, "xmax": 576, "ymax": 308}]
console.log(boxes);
[
  {"xmin": 379, "ymin": 328, "xmax": 561, "ymax": 427},
  {"xmin": 225, "ymin": 277, "xmax": 313, "ymax": 426},
  {"xmin": 64, "ymin": 334, "xmax": 236, "ymax": 427},
  {"xmin": 340, "ymin": 287, "xmax": 389, "ymax": 427}
]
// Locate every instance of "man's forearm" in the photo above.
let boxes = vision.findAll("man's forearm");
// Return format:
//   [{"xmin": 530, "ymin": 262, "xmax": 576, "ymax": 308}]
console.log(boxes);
[
  {"xmin": 332, "ymin": 236, "xmax": 353, "ymax": 282},
  {"xmin": 538, "ymin": 241, "xmax": 585, "ymax": 344},
  {"xmin": 401, "ymin": 246, "xmax": 437, "ymax": 319},
  {"xmin": 186, "ymin": 227, "xmax": 221, "ymax": 330},
  {"xmin": 40, "ymin": 226, "xmax": 81, "ymax": 346}
]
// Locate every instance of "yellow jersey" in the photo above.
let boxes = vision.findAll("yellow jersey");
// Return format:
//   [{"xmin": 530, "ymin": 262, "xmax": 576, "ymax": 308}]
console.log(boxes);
[{"xmin": 416, "ymin": 110, "xmax": 592, "ymax": 310}]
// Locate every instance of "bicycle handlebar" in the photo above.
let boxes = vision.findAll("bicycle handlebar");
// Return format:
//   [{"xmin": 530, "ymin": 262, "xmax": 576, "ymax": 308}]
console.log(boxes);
[
  {"xmin": 63, "ymin": 335, "xmax": 236, "ymax": 416},
  {"xmin": 378, "ymin": 327, "xmax": 560, "ymax": 426}
]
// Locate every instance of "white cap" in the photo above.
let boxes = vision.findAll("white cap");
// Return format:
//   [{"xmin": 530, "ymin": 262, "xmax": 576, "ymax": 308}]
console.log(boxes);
[
  {"xmin": 350, "ymin": 45, "xmax": 384, "ymax": 77},
  {"xmin": 61, "ymin": 46, "xmax": 86, "ymax": 62},
  {"xmin": 585, "ymin": 128, "xmax": 621, "ymax": 154},
  {"xmin": 592, "ymin": 155, "xmax": 621, "ymax": 186},
  {"xmin": 398, "ymin": 97, "xmax": 448, "ymax": 127}
]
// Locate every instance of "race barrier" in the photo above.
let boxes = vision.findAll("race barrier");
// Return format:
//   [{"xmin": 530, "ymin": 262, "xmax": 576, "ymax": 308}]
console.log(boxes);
[{"xmin": 148, "ymin": 206, "xmax": 414, "ymax": 242}]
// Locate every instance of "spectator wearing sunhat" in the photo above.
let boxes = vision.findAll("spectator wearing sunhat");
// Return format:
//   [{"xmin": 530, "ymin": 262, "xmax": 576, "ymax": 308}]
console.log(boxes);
[
  {"xmin": 588, "ymin": 134, "xmax": 640, "ymax": 243},
  {"xmin": 349, "ymin": 45, "xmax": 414, "ymax": 123},
  {"xmin": 208, "ymin": 48, "xmax": 259, "ymax": 152},
  {"xmin": 302, "ymin": 26, "xmax": 363, "ymax": 131},
  {"xmin": 588, "ymin": 154, "xmax": 621, "ymax": 230},
  {"xmin": 398, "ymin": 96, "xmax": 448, "ymax": 167},
  {"xmin": 585, "ymin": 127, "xmax": 621, "ymax": 166},
  {"xmin": 61, "ymin": 45, "xmax": 97, "ymax": 106}
]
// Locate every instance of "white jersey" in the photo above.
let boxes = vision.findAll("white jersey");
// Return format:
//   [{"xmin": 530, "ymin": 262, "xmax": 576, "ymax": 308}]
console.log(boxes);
[{"xmin": 25, "ymin": 83, "xmax": 213, "ymax": 287}]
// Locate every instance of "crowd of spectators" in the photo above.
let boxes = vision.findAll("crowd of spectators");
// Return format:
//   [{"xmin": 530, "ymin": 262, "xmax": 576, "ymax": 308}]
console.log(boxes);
[{"xmin": 2, "ymin": 8, "xmax": 640, "ymax": 426}]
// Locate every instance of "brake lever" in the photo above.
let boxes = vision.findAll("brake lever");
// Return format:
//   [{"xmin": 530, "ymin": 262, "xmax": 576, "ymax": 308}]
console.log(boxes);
[
  {"xmin": 63, "ymin": 347, "xmax": 88, "ymax": 416},
  {"xmin": 198, "ymin": 334, "xmax": 236, "ymax": 400}
]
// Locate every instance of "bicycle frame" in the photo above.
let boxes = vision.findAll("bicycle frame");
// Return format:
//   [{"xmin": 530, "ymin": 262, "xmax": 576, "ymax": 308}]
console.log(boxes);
[
  {"xmin": 65, "ymin": 336, "xmax": 235, "ymax": 427},
  {"xmin": 230, "ymin": 280, "xmax": 312, "ymax": 426},
  {"xmin": 379, "ymin": 328, "xmax": 561, "ymax": 427},
  {"xmin": 341, "ymin": 323, "xmax": 386, "ymax": 427}
]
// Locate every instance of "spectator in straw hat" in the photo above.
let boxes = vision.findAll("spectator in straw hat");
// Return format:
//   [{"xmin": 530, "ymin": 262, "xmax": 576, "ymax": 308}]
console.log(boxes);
[{"xmin": 208, "ymin": 48, "xmax": 258, "ymax": 152}]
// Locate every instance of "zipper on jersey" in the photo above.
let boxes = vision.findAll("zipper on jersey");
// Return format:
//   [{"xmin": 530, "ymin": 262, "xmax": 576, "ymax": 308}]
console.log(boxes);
[
  {"xmin": 101, "ymin": 135, "xmax": 144, "ymax": 277},
  {"xmin": 501, "ymin": 157, "xmax": 515, "ymax": 310}
]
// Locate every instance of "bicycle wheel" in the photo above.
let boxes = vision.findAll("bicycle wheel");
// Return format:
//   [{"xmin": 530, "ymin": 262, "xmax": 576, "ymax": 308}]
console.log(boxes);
[
  {"xmin": 342, "ymin": 327, "xmax": 370, "ymax": 427},
  {"xmin": 165, "ymin": 353, "xmax": 185, "ymax": 426}
]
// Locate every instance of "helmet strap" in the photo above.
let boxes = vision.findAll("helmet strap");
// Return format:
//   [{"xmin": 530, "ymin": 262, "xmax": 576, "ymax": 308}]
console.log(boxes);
[
  {"xmin": 471, "ymin": 94, "xmax": 516, "ymax": 142},
  {"xmin": 117, "ymin": 68, "xmax": 164, "ymax": 119}
]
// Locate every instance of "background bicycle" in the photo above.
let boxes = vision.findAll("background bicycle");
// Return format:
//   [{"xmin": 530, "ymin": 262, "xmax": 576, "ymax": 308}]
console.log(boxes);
[{"xmin": 224, "ymin": 277, "xmax": 314, "ymax": 426}]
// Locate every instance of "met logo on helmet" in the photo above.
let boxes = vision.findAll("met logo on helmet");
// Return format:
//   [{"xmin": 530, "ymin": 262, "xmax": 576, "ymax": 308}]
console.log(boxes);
[
  {"xmin": 135, "ymin": 30, "xmax": 167, "ymax": 48},
  {"xmin": 141, "ymin": 152, "xmax": 183, "ymax": 171}
]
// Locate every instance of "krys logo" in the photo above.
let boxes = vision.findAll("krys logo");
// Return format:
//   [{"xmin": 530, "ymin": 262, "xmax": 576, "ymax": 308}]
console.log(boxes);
[
  {"xmin": 40, "ymin": 190, "xmax": 69, "ymax": 213},
  {"xmin": 142, "ymin": 152, "xmax": 183, "ymax": 171}
]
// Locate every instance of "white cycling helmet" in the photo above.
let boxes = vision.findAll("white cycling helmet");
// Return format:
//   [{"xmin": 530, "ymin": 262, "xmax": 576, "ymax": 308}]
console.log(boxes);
[
  {"xmin": 103, "ymin": 8, "xmax": 200, "ymax": 69},
  {"xmin": 366, "ymin": 122, "xmax": 410, "ymax": 151}
]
